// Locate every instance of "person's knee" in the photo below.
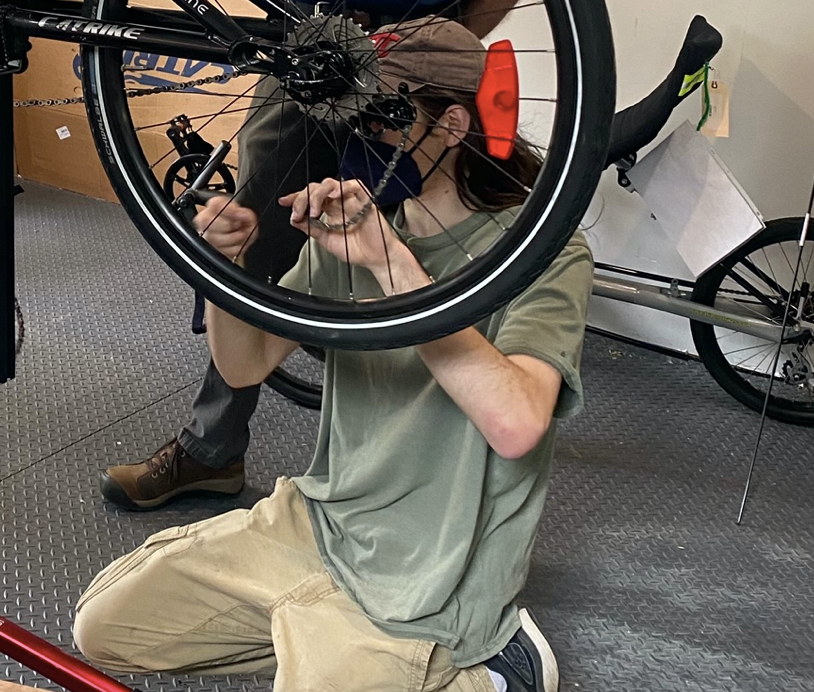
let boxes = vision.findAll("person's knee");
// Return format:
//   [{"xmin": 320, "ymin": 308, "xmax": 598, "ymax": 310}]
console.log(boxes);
[{"xmin": 73, "ymin": 594, "xmax": 132, "ymax": 670}]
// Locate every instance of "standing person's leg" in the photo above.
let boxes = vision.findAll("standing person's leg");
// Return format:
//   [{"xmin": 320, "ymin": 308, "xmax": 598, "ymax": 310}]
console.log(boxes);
[{"xmin": 100, "ymin": 78, "xmax": 343, "ymax": 510}]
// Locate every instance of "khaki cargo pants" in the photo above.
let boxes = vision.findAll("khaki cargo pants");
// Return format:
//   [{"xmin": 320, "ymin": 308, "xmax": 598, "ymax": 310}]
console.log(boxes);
[{"xmin": 73, "ymin": 478, "xmax": 495, "ymax": 692}]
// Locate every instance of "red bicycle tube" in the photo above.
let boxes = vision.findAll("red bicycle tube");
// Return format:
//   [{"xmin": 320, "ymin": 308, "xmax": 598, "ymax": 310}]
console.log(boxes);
[{"xmin": 0, "ymin": 616, "xmax": 135, "ymax": 692}]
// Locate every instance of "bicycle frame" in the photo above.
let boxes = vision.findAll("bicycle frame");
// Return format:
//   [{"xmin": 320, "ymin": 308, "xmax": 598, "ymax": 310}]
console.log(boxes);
[
  {"xmin": 0, "ymin": 615, "xmax": 134, "ymax": 692},
  {"xmin": 593, "ymin": 264, "xmax": 794, "ymax": 343},
  {"xmin": 1, "ymin": 0, "xmax": 304, "ymax": 71},
  {"xmin": 0, "ymin": 0, "xmax": 345, "ymax": 381}
]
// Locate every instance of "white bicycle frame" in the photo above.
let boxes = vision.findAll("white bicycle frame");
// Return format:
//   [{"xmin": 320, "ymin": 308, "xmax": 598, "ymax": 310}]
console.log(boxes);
[{"xmin": 592, "ymin": 267, "xmax": 803, "ymax": 344}]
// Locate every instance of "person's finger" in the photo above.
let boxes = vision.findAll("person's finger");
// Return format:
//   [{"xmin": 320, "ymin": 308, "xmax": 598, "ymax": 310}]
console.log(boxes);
[
  {"xmin": 278, "ymin": 192, "xmax": 297, "ymax": 208},
  {"xmin": 307, "ymin": 180, "xmax": 342, "ymax": 218},
  {"xmin": 337, "ymin": 178, "xmax": 374, "ymax": 206},
  {"xmin": 291, "ymin": 217, "xmax": 327, "ymax": 240},
  {"xmin": 196, "ymin": 198, "xmax": 253, "ymax": 235},
  {"xmin": 290, "ymin": 185, "xmax": 318, "ymax": 222}
]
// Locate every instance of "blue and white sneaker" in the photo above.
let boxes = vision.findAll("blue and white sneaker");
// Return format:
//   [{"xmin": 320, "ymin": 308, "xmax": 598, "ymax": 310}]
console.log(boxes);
[{"xmin": 485, "ymin": 608, "xmax": 559, "ymax": 692}]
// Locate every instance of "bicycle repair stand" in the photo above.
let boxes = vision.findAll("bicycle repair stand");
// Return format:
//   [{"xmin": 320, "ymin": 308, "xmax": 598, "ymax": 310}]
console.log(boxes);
[{"xmin": 1, "ymin": 71, "xmax": 16, "ymax": 384}]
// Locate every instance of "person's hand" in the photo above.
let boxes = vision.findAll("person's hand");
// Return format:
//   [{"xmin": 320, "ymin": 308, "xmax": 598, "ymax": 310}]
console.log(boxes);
[
  {"xmin": 194, "ymin": 196, "xmax": 258, "ymax": 260},
  {"xmin": 279, "ymin": 179, "xmax": 404, "ymax": 274}
]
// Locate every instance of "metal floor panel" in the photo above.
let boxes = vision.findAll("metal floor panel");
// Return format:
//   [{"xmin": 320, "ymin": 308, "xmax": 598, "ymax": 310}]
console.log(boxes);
[{"xmin": 2, "ymin": 181, "xmax": 814, "ymax": 692}]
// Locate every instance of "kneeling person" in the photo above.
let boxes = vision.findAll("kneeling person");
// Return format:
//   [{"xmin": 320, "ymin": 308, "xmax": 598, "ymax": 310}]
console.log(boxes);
[{"xmin": 75, "ymin": 18, "xmax": 592, "ymax": 692}]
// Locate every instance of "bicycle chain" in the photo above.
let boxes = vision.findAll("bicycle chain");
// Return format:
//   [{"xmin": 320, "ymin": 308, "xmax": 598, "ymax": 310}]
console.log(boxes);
[
  {"xmin": 14, "ymin": 296, "xmax": 24, "ymax": 356},
  {"xmin": 12, "ymin": 69, "xmax": 243, "ymax": 108},
  {"xmin": 320, "ymin": 123, "xmax": 412, "ymax": 232},
  {"xmin": 0, "ymin": 6, "xmax": 12, "ymax": 70},
  {"xmin": 13, "ymin": 33, "xmax": 407, "ymax": 224}
]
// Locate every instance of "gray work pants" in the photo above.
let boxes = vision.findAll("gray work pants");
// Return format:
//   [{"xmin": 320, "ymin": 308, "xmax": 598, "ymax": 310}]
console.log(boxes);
[{"xmin": 178, "ymin": 76, "xmax": 342, "ymax": 467}]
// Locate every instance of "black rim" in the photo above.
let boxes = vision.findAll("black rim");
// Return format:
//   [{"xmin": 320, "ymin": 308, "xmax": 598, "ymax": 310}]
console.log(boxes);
[
  {"xmin": 83, "ymin": 0, "xmax": 611, "ymax": 347},
  {"xmin": 692, "ymin": 218, "xmax": 814, "ymax": 423}
]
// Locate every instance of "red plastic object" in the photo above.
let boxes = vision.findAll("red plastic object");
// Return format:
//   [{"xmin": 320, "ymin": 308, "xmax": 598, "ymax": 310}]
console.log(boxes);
[
  {"xmin": 0, "ymin": 616, "xmax": 134, "ymax": 692},
  {"xmin": 476, "ymin": 40, "xmax": 520, "ymax": 160}
]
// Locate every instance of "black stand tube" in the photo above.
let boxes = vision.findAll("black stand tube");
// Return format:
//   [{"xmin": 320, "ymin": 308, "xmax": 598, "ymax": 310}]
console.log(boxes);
[
  {"xmin": 0, "ymin": 72, "xmax": 16, "ymax": 384},
  {"xmin": 737, "ymin": 180, "xmax": 814, "ymax": 524}
]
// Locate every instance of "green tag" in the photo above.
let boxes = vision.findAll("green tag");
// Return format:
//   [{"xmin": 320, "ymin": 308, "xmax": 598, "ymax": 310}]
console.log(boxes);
[
  {"xmin": 696, "ymin": 63, "xmax": 712, "ymax": 131},
  {"xmin": 680, "ymin": 65, "xmax": 708, "ymax": 97}
]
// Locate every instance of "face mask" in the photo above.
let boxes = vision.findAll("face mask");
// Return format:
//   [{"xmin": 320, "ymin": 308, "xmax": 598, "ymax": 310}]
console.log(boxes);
[{"xmin": 338, "ymin": 130, "xmax": 450, "ymax": 207}]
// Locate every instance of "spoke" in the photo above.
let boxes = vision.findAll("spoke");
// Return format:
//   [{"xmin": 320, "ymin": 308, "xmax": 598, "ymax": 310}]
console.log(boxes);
[
  {"xmin": 304, "ymin": 114, "xmax": 314, "ymax": 295},
  {"xmin": 397, "ymin": 107, "xmax": 534, "ymax": 201},
  {"xmin": 356, "ymin": 0, "xmax": 546, "ymax": 74},
  {"xmin": 353, "ymin": 61, "xmax": 550, "ymax": 176},
  {"xmin": 198, "ymin": 100, "xmax": 333, "ymax": 247},
  {"xmin": 355, "ymin": 0, "xmax": 460, "ymax": 74},
  {"xmin": 730, "ymin": 296, "xmax": 781, "ymax": 323},
  {"xmin": 287, "ymin": 58, "xmax": 520, "ymax": 259},
  {"xmin": 329, "ymin": 108, "xmax": 356, "ymax": 299},
  {"xmin": 759, "ymin": 246, "xmax": 782, "ymax": 299},
  {"xmin": 312, "ymin": 97, "xmax": 524, "ymax": 266},
  {"xmin": 134, "ymin": 100, "xmax": 290, "ymax": 132},
  {"xmin": 384, "ymin": 98, "xmax": 546, "ymax": 188},
  {"xmin": 265, "ymin": 0, "xmax": 309, "ymax": 23},
  {"xmin": 721, "ymin": 341, "xmax": 778, "ymax": 359},
  {"xmin": 348, "ymin": 126, "xmax": 475, "ymax": 260},
  {"xmin": 740, "ymin": 254, "xmax": 788, "ymax": 301},
  {"xmin": 147, "ymin": 75, "xmax": 277, "ymax": 173},
  {"xmin": 347, "ymin": 48, "xmax": 555, "ymax": 55},
  {"xmin": 727, "ymin": 342, "xmax": 773, "ymax": 371},
  {"xmin": 231, "ymin": 103, "xmax": 340, "ymax": 261},
  {"xmin": 724, "ymin": 267, "xmax": 787, "ymax": 319},
  {"xmin": 742, "ymin": 348, "xmax": 779, "ymax": 380},
  {"xmin": 353, "ymin": 78, "xmax": 396, "ymax": 293},
  {"xmin": 304, "ymin": 87, "xmax": 548, "ymax": 151},
  {"xmin": 804, "ymin": 242, "xmax": 814, "ymax": 279},
  {"xmin": 779, "ymin": 241, "xmax": 795, "ymax": 276}
]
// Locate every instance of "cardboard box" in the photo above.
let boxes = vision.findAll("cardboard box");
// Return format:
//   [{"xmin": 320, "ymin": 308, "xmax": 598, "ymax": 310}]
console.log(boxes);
[{"xmin": 13, "ymin": 20, "xmax": 259, "ymax": 203}]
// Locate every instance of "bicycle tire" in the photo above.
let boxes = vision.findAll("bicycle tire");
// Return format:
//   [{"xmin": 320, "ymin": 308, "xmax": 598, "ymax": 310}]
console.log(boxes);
[
  {"xmin": 691, "ymin": 217, "xmax": 814, "ymax": 425},
  {"xmin": 265, "ymin": 368, "xmax": 322, "ymax": 410},
  {"xmin": 264, "ymin": 346, "xmax": 324, "ymax": 410},
  {"xmin": 81, "ymin": 0, "xmax": 615, "ymax": 350}
]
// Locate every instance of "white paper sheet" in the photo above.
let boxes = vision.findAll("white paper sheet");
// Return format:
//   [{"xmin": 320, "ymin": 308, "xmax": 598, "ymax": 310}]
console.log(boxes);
[{"xmin": 626, "ymin": 121, "xmax": 764, "ymax": 277}]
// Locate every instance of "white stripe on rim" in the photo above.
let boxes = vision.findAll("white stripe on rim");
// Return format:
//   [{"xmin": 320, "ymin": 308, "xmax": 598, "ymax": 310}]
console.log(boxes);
[{"xmin": 92, "ymin": 0, "xmax": 584, "ymax": 332}]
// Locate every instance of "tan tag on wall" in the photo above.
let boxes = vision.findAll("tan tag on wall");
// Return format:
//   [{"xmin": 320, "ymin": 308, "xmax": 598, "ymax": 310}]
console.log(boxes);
[{"xmin": 701, "ymin": 81, "xmax": 730, "ymax": 138}]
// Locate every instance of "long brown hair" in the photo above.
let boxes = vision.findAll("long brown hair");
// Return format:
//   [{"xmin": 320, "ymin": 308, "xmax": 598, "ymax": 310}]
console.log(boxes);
[{"xmin": 412, "ymin": 89, "xmax": 543, "ymax": 213}]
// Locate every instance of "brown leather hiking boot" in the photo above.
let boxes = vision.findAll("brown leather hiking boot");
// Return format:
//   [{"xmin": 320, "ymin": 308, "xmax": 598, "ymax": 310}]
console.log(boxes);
[{"xmin": 100, "ymin": 438, "xmax": 244, "ymax": 510}]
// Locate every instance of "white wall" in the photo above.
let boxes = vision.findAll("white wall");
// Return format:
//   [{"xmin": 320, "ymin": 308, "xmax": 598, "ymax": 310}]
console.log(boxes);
[{"xmin": 511, "ymin": 1, "xmax": 814, "ymax": 353}]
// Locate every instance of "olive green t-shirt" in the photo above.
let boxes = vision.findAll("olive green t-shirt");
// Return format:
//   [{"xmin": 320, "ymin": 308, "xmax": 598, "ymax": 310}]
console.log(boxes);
[{"xmin": 279, "ymin": 208, "xmax": 593, "ymax": 666}]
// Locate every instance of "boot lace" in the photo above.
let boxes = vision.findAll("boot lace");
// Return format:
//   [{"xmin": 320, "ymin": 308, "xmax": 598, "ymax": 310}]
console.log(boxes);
[{"xmin": 147, "ymin": 441, "xmax": 182, "ymax": 481}]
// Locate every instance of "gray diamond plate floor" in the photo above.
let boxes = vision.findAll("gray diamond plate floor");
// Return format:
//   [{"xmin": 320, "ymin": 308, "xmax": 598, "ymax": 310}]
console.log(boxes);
[{"xmin": 3, "ymin": 182, "xmax": 814, "ymax": 692}]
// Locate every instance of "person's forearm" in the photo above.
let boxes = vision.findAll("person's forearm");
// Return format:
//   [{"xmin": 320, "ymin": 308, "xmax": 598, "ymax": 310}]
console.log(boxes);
[
  {"xmin": 205, "ymin": 300, "xmax": 297, "ymax": 388},
  {"xmin": 370, "ymin": 248, "xmax": 553, "ymax": 458},
  {"xmin": 461, "ymin": 0, "xmax": 517, "ymax": 38},
  {"xmin": 416, "ymin": 328, "xmax": 552, "ymax": 459}
]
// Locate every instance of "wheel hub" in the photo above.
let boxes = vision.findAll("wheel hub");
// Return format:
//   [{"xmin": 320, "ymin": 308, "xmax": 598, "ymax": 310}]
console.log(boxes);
[{"xmin": 283, "ymin": 15, "xmax": 380, "ymax": 120}]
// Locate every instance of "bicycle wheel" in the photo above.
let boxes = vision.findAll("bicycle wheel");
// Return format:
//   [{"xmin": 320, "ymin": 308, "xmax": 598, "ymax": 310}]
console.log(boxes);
[
  {"xmin": 691, "ymin": 217, "xmax": 814, "ymax": 425},
  {"xmin": 81, "ymin": 0, "xmax": 615, "ymax": 349},
  {"xmin": 265, "ymin": 346, "xmax": 324, "ymax": 410}
]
